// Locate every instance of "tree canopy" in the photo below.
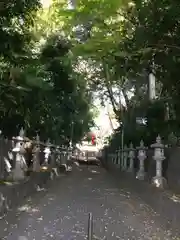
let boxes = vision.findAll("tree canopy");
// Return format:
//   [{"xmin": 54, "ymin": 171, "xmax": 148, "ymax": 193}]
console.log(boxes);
[
  {"xmin": 50, "ymin": 0, "xmax": 180, "ymax": 147},
  {"xmin": 1, "ymin": 0, "xmax": 180, "ymax": 147},
  {"xmin": 0, "ymin": 0, "xmax": 95, "ymax": 145}
]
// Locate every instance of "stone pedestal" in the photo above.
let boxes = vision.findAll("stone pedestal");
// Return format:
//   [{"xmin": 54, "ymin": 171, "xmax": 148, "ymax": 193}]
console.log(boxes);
[
  {"xmin": 13, "ymin": 153, "xmax": 25, "ymax": 180},
  {"xmin": 151, "ymin": 136, "xmax": 167, "ymax": 188}
]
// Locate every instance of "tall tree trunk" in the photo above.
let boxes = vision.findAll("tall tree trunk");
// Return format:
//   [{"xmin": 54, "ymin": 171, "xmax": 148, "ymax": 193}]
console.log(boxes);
[{"xmin": 103, "ymin": 62, "xmax": 120, "ymax": 118}]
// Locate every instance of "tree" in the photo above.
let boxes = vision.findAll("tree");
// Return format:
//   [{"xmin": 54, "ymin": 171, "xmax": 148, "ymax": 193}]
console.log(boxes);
[
  {"xmin": 0, "ymin": 0, "xmax": 43, "ymax": 136},
  {"xmin": 0, "ymin": 2, "xmax": 95, "ymax": 144},
  {"xmin": 51, "ymin": 0, "xmax": 131, "ymax": 119},
  {"xmin": 99, "ymin": 0, "xmax": 180, "ymax": 148},
  {"xmin": 51, "ymin": 0, "xmax": 180, "ymax": 147}
]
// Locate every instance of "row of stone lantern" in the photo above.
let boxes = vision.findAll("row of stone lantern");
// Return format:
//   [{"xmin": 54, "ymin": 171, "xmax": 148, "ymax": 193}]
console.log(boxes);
[
  {"xmin": 2, "ymin": 128, "xmax": 72, "ymax": 181},
  {"xmin": 110, "ymin": 135, "xmax": 167, "ymax": 188}
]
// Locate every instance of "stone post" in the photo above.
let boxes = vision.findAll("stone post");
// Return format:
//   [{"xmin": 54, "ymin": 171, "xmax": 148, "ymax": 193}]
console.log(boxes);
[
  {"xmin": 107, "ymin": 153, "xmax": 110, "ymax": 163},
  {"xmin": 60, "ymin": 149, "xmax": 67, "ymax": 171},
  {"xmin": 50, "ymin": 147, "xmax": 59, "ymax": 178},
  {"xmin": 68, "ymin": 146, "xmax": 73, "ymax": 161},
  {"xmin": 56, "ymin": 147, "xmax": 60, "ymax": 164},
  {"xmin": 122, "ymin": 145, "xmax": 128, "ymax": 171},
  {"xmin": 64, "ymin": 149, "xmax": 67, "ymax": 165},
  {"xmin": 120, "ymin": 150, "xmax": 123, "ymax": 169},
  {"xmin": 49, "ymin": 147, "xmax": 55, "ymax": 169},
  {"xmin": 117, "ymin": 148, "xmax": 121, "ymax": 166},
  {"xmin": 114, "ymin": 150, "xmax": 117, "ymax": 165},
  {"xmin": 32, "ymin": 134, "xmax": 41, "ymax": 172},
  {"xmin": 56, "ymin": 146, "xmax": 61, "ymax": 171},
  {"xmin": 127, "ymin": 143, "xmax": 135, "ymax": 173},
  {"xmin": 116, "ymin": 152, "xmax": 118, "ymax": 164},
  {"xmin": 3, "ymin": 137, "xmax": 13, "ymax": 179},
  {"xmin": 136, "ymin": 140, "xmax": 147, "ymax": 180},
  {"xmin": 43, "ymin": 139, "xmax": 51, "ymax": 166},
  {"xmin": 0, "ymin": 132, "xmax": 5, "ymax": 180},
  {"xmin": 151, "ymin": 135, "xmax": 167, "ymax": 188},
  {"xmin": 66, "ymin": 148, "xmax": 72, "ymax": 172},
  {"xmin": 54, "ymin": 146, "xmax": 61, "ymax": 174},
  {"xmin": 59, "ymin": 148, "xmax": 71, "ymax": 172},
  {"xmin": 12, "ymin": 128, "xmax": 27, "ymax": 181},
  {"xmin": 109, "ymin": 153, "xmax": 113, "ymax": 164},
  {"xmin": 59, "ymin": 150, "xmax": 63, "ymax": 165},
  {"xmin": 112, "ymin": 153, "xmax": 116, "ymax": 164}
]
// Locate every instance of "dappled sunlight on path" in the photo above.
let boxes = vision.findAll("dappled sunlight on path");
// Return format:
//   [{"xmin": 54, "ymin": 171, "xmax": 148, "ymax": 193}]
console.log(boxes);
[{"xmin": 0, "ymin": 165, "xmax": 178, "ymax": 240}]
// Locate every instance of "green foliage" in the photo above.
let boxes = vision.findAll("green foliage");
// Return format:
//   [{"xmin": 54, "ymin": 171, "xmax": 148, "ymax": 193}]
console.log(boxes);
[
  {"xmin": 2, "ymin": 0, "xmax": 180, "ymax": 148},
  {"xmin": 57, "ymin": 0, "xmax": 180, "ymax": 150},
  {"xmin": 0, "ymin": 0, "xmax": 41, "ymax": 62},
  {"xmin": 0, "ymin": 2, "xmax": 95, "ymax": 144},
  {"xmin": 105, "ymin": 0, "xmax": 180, "ymax": 150}
]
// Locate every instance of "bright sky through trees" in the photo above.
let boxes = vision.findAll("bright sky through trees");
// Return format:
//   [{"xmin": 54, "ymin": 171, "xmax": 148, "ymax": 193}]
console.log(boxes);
[{"xmin": 41, "ymin": 0, "xmax": 51, "ymax": 8}]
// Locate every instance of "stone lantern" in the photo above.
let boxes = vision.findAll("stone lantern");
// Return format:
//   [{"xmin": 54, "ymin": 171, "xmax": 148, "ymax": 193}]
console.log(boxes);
[
  {"xmin": 151, "ymin": 135, "xmax": 167, "ymax": 188},
  {"xmin": 127, "ymin": 143, "xmax": 135, "ymax": 173},
  {"xmin": 12, "ymin": 128, "xmax": 27, "ymax": 180},
  {"xmin": 136, "ymin": 140, "xmax": 147, "ymax": 180}
]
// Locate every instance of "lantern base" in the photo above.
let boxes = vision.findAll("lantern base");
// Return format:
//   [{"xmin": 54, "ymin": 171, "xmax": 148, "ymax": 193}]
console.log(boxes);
[
  {"xmin": 12, "ymin": 162, "xmax": 25, "ymax": 181},
  {"xmin": 152, "ymin": 176, "xmax": 167, "ymax": 189},
  {"xmin": 136, "ymin": 170, "xmax": 146, "ymax": 180}
]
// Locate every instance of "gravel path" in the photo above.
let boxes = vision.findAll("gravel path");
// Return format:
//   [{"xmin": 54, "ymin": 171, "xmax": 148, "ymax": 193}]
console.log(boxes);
[{"xmin": 0, "ymin": 165, "xmax": 178, "ymax": 240}]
